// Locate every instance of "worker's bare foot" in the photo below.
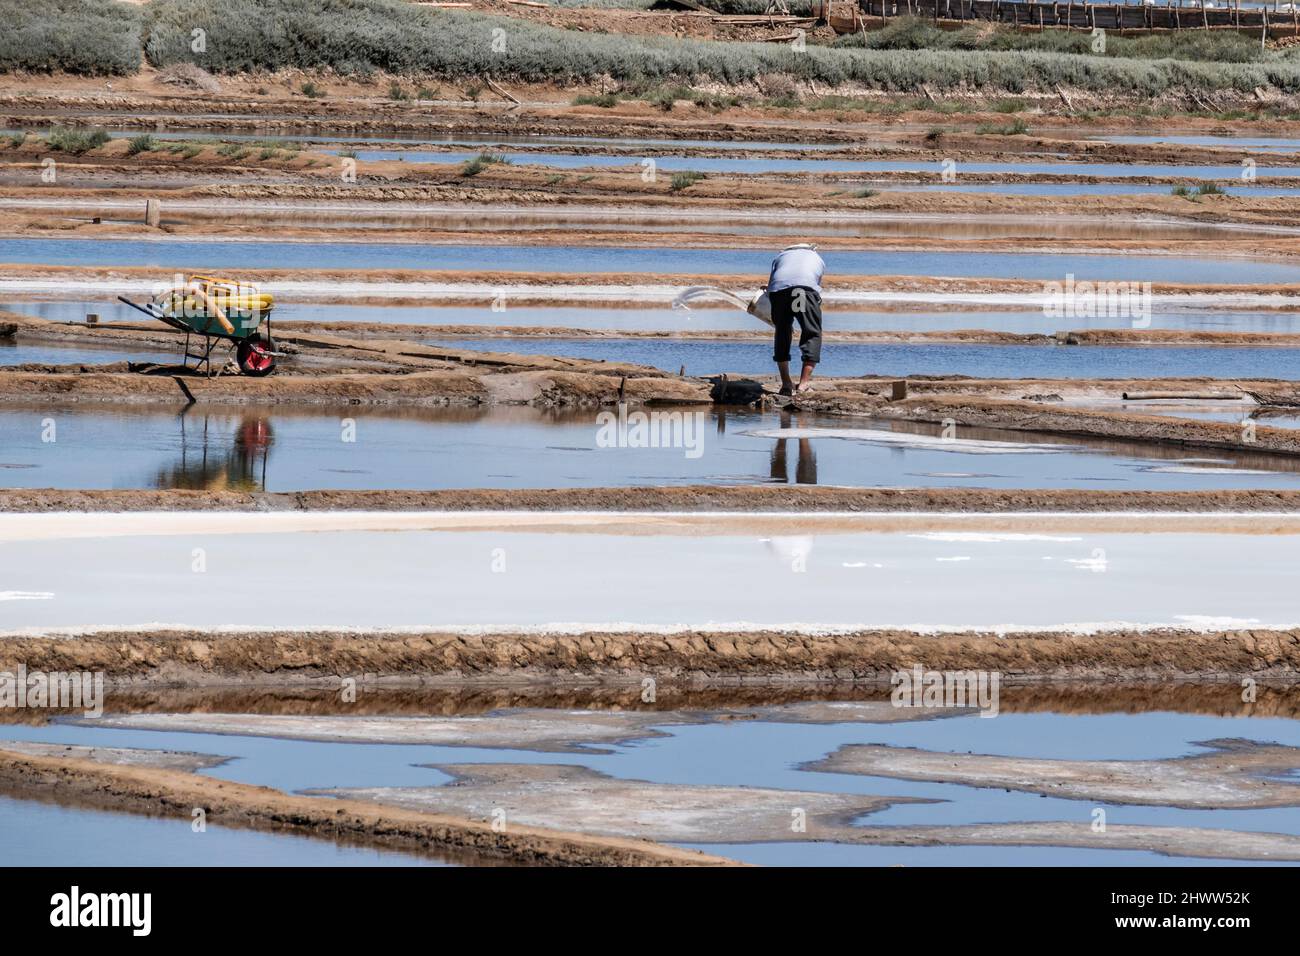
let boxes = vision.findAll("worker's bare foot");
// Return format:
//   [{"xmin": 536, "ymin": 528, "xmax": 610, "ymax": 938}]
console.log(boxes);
[{"xmin": 778, "ymin": 383, "xmax": 794, "ymax": 397}]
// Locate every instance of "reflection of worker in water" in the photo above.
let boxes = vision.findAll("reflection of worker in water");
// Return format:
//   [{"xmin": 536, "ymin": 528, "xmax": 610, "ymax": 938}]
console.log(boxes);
[
  {"xmin": 768, "ymin": 243, "xmax": 825, "ymax": 397},
  {"xmin": 770, "ymin": 411, "xmax": 817, "ymax": 484}
]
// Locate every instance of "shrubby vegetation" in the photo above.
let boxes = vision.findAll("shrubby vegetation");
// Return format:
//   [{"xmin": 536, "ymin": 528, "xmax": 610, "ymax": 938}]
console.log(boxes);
[
  {"xmin": 836, "ymin": 15, "xmax": 1275, "ymax": 64},
  {"xmin": 4, "ymin": 0, "xmax": 1298, "ymax": 97},
  {"xmin": 127, "ymin": 134, "xmax": 159, "ymax": 155},
  {"xmin": 461, "ymin": 152, "xmax": 511, "ymax": 176},
  {"xmin": 669, "ymin": 170, "xmax": 706, "ymax": 190},
  {"xmin": 46, "ymin": 127, "xmax": 111, "ymax": 154},
  {"xmin": 0, "ymin": 0, "xmax": 141, "ymax": 75},
  {"xmin": 138, "ymin": 0, "xmax": 1300, "ymax": 94}
]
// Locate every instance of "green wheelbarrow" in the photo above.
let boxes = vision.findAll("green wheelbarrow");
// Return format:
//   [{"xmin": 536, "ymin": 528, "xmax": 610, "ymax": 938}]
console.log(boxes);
[{"xmin": 118, "ymin": 273, "xmax": 279, "ymax": 377}]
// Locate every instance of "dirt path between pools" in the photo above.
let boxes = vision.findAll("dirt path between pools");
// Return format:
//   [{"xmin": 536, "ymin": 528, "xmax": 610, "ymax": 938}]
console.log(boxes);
[
  {"xmin": 8, "ymin": 485, "xmax": 1300, "ymax": 514},
  {"xmin": 11, "ymin": 212, "xmax": 1300, "ymax": 260},
  {"xmin": 807, "ymin": 738, "xmax": 1300, "ymax": 809},
  {"xmin": 0, "ymin": 748, "xmax": 736, "ymax": 867},
  {"xmin": 4, "ymin": 127, "xmax": 1300, "ymax": 231},
  {"xmin": 275, "ymin": 320, "xmax": 1300, "ymax": 348},
  {"xmin": 22, "ymin": 310, "xmax": 1300, "ymax": 350},
  {"xmin": 1, "ymin": 679, "xmax": 1295, "ymax": 722},
  {"xmin": 5, "ymin": 264, "xmax": 1300, "ymax": 301},
  {"xmin": 3, "ymin": 625, "xmax": 1297, "ymax": 685},
  {"xmin": 6, "ymin": 75, "xmax": 1300, "ymax": 144}
]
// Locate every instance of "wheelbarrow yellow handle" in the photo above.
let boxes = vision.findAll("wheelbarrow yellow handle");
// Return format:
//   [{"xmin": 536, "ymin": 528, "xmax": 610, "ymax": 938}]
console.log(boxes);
[{"xmin": 188, "ymin": 284, "xmax": 236, "ymax": 335}]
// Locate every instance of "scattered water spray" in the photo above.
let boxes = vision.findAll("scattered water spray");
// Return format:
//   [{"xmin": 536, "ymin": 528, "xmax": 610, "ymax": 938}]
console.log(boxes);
[{"xmin": 672, "ymin": 286, "xmax": 773, "ymax": 327}]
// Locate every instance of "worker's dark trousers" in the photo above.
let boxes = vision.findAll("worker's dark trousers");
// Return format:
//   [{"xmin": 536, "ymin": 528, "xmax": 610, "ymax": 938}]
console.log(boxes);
[{"xmin": 771, "ymin": 286, "xmax": 823, "ymax": 365}]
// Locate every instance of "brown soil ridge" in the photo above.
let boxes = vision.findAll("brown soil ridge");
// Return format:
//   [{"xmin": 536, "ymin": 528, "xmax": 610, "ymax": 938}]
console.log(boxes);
[
  {"xmin": 809, "ymin": 392, "xmax": 1300, "ymax": 456},
  {"xmin": 0, "ymin": 368, "xmax": 709, "ymax": 407},
  {"xmin": 6, "ymin": 262, "xmax": 1300, "ymax": 297},
  {"xmin": 4, "ymin": 627, "xmax": 1298, "ymax": 684},
  {"xmin": 3, "ymin": 680, "xmax": 1297, "ymax": 722},
  {"xmin": 6, "ymin": 485, "xmax": 1300, "ymax": 513},
  {"xmin": 16, "ymin": 307, "xmax": 1300, "ymax": 351},
  {"xmin": 281, "ymin": 321, "xmax": 1300, "ymax": 348},
  {"xmin": 0, "ymin": 748, "xmax": 736, "ymax": 867},
  {"xmin": 13, "ymin": 212, "xmax": 1300, "ymax": 260}
]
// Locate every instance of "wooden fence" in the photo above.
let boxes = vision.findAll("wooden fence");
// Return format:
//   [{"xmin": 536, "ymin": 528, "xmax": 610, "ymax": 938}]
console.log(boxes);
[{"xmin": 840, "ymin": 0, "xmax": 1300, "ymax": 32}]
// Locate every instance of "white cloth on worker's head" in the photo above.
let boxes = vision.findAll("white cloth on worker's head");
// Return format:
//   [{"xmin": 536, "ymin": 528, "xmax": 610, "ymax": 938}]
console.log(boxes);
[{"xmin": 768, "ymin": 246, "xmax": 825, "ymax": 294}]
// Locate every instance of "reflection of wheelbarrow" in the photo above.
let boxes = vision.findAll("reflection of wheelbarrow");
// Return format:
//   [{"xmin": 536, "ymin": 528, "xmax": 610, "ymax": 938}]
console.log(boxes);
[
  {"xmin": 117, "ymin": 274, "xmax": 278, "ymax": 377},
  {"xmin": 157, "ymin": 413, "xmax": 274, "ymax": 491}
]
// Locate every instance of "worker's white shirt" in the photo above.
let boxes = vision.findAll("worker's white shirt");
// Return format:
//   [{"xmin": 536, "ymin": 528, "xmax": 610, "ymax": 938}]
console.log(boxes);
[{"xmin": 768, "ymin": 248, "xmax": 825, "ymax": 294}]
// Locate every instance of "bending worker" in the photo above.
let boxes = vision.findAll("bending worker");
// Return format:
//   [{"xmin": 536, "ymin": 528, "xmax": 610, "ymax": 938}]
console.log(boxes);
[{"xmin": 767, "ymin": 242, "xmax": 825, "ymax": 397}]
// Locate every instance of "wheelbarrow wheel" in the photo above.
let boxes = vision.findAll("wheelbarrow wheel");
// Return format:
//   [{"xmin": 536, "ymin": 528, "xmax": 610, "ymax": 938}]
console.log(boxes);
[{"xmin": 236, "ymin": 333, "xmax": 276, "ymax": 377}]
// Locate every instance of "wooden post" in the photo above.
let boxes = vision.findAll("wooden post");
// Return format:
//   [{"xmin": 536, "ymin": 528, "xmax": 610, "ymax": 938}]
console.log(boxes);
[
  {"xmin": 891, "ymin": 380, "xmax": 909, "ymax": 401},
  {"xmin": 145, "ymin": 198, "xmax": 161, "ymax": 227},
  {"xmin": 85, "ymin": 313, "xmax": 99, "ymax": 325}
]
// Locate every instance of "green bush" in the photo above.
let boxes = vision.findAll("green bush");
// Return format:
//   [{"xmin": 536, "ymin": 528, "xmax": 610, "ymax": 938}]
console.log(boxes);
[
  {"xmin": 976, "ymin": 117, "xmax": 1028, "ymax": 135},
  {"xmin": 836, "ymin": 15, "xmax": 1273, "ymax": 65},
  {"xmin": 137, "ymin": 1, "xmax": 1300, "ymax": 96},
  {"xmin": 574, "ymin": 93, "xmax": 619, "ymax": 108},
  {"xmin": 0, "ymin": 0, "xmax": 141, "ymax": 75},
  {"xmin": 46, "ymin": 127, "xmax": 111, "ymax": 155},
  {"xmin": 670, "ymin": 170, "xmax": 706, "ymax": 191},
  {"xmin": 127, "ymin": 134, "xmax": 158, "ymax": 155},
  {"xmin": 461, "ymin": 152, "xmax": 510, "ymax": 176}
]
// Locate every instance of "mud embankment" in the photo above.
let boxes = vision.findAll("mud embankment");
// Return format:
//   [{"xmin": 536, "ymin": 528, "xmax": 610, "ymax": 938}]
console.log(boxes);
[
  {"xmin": 807, "ymin": 738, "xmax": 1300, "ymax": 809},
  {"xmin": 283, "ymin": 321, "xmax": 1300, "ymax": 349},
  {"xmin": 2, "ymin": 678, "xmax": 1296, "ymax": 722},
  {"xmin": 18, "ymin": 310, "xmax": 1300, "ymax": 350},
  {"xmin": 7, "ymin": 263, "xmax": 1300, "ymax": 301},
  {"xmin": 7, "ymin": 485, "xmax": 1300, "ymax": 515},
  {"xmin": 3, "ymin": 626, "xmax": 1297, "ymax": 685},
  {"xmin": 801, "ymin": 391, "xmax": 1300, "ymax": 457},
  {"xmin": 0, "ymin": 748, "xmax": 734, "ymax": 867}
]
